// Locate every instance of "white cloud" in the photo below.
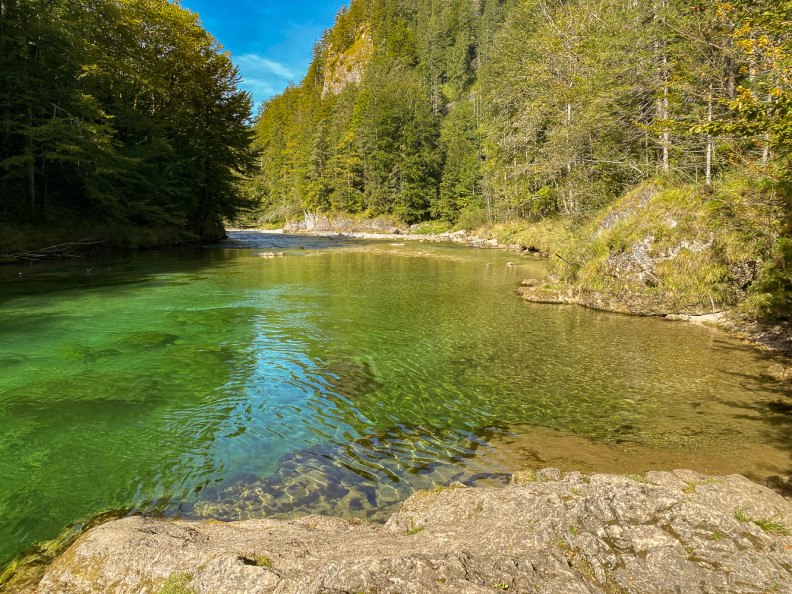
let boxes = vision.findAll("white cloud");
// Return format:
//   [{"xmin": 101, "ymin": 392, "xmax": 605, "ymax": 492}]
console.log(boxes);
[
  {"xmin": 239, "ymin": 78, "xmax": 278, "ymax": 105},
  {"xmin": 235, "ymin": 54, "xmax": 295, "ymax": 79}
]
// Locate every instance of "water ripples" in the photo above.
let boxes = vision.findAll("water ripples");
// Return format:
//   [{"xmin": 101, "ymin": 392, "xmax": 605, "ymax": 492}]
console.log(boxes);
[
  {"xmin": 188, "ymin": 424, "xmax": 517, "ymax": 523},
  {"xmin": 1, "ymin": 235, "xmax": 790, "ymax": 566}
]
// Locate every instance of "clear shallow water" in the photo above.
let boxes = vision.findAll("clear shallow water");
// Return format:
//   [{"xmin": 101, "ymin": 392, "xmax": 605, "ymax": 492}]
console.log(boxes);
[{"xmin": 1, "ymin": 232, "xmax": 791, "ymax": 565}]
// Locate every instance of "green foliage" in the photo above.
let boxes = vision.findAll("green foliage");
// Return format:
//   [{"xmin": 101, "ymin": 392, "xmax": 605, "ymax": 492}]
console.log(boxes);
[
  {"xmin": 455, "ymin": 208, "xmax": 490, "ymax": 231},
  {"xmin": 622, "ymin": 474, "xmax": 648, "ymax": 484},
  {"xmin": 158, "ymin": 572, "xmax": 196, "ymax": 594},
  {"xmin": 435, "ymin": 102, "xmax": 481, "ymax": 222},
  {"xmin": 244, "ymin": 0, "xmax": 791, "ymax": 318},
  {"xmin": 410, "ymin": 220, "xmax": 453, "ymax": 234},
  {"xmin": 682, "ymin": 479, "xmax": 719, "ymax": 494},
  {"xmin": 253, "ymin": 555, "xmax": 273, "ymax": 568},
  {"xmin": 735, "ymin": 508, "xmax": 751, "ymax": 523},
  {"xmin": 0, "ymin": 0, "xmax": 255, "ymax": 242},
  {"xmin": 735, "ymin": 509, "xmax": 791, "ymax": 536},
  {"xmin": 252, "ymin": 0, "xmax": 752, "ymax": 224},
  {"xmin": 248, "ymin": 0, "xmax": 487, "ymax": 224},
  {"xmin": 753, "ymin": 518, "xmax": 791, "ymax": 536},
  {"xmin": 708, "ymin": 532, "xmax": 724, "ymax": 541},
  {"xmin": 743, "ymin": 237, "xmax": 792, "ymax": 320}
]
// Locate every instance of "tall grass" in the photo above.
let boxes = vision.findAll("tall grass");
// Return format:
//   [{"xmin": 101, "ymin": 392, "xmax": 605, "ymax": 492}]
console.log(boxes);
[{"xmin": 476, "ymin": 177, "xmax": 778, "ymax": 314}]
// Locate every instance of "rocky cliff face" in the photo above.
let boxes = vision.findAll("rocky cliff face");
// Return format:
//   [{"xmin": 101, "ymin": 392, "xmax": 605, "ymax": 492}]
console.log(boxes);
[
  {"xmin": 322, "ymin": 28, "xmax": 373, "ymax": 97},
  {"xmin": 283, "ymin": 212, "xmax": 403, "ymax": 234},
  {"xmin": 23, "ymin": 469, "xmax": 792, "ymax": 593}
]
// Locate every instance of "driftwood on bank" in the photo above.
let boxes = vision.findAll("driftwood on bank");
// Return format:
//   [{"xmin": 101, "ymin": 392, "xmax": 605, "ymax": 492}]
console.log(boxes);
[{"xmin": 10, "ymin": 238, "xmax": 108, "ymax": 261}]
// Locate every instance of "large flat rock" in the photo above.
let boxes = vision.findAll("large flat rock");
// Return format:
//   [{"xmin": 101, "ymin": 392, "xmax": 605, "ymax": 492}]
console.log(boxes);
[{"xmin": 33, "ymin": 470, "xmax": 792, "ymax": 593}]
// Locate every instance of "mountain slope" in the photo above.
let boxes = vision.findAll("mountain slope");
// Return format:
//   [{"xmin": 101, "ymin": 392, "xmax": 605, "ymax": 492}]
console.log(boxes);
[{"xmin": 246, "ymin": 0, "xmax": 792, "ymax": 325}]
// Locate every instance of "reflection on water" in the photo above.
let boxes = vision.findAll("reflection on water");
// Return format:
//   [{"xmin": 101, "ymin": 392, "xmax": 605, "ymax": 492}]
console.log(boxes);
[{"xmin": 0, "ymin": 232, "xmax": 790, "ymax": 567}]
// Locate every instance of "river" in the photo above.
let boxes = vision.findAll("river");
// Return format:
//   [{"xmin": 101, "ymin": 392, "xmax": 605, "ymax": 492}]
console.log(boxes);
[{"xmin": 0, "ymin": 231, "xmax": 790, "ymax": 567}]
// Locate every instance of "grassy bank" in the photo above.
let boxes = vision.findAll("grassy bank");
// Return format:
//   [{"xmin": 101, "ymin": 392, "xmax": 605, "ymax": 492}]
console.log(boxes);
[{"xmin": 473, "ymin": 178, "xmax": 785, "ymax": 321}]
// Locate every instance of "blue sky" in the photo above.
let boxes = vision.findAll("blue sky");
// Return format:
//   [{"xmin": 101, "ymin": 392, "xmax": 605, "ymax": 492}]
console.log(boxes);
[{"xmin": 181, "ymin": 0, "xmax": 343, "ymax": 108}]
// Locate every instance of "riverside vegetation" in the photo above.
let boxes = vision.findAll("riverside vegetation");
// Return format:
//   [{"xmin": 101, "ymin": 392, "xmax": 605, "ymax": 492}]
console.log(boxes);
[
  {"xmin": 0, "ymin": 0, "xmax": 255, "ymax": 252},
  {"xmin": 3, "ymin": 0, "xmax": 792, "ymax": 327}
]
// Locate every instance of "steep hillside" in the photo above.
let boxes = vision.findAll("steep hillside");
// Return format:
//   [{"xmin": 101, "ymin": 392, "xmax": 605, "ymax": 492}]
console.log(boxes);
[
  {"xmin": 322, "ymin": 25, "xmax": 374, "ymax": 97},
  {"xmin": 245, "ymin": 0, "xmax": 792, "ymax": 325}
]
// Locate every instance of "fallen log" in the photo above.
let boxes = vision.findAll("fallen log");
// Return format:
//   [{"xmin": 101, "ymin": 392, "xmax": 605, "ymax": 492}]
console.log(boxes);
[{"xmin": 10, "ymin": 238, "xmax": 108, "ymax": 261}]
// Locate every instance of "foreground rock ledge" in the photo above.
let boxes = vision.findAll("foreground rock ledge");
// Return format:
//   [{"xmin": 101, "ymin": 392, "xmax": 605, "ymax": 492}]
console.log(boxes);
[{"xmin": 35, "ymin": 470, "xmax": 792, "ymax": 593}]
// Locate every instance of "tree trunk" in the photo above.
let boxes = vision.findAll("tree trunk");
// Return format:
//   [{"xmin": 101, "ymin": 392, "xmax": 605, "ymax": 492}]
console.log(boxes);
[
  {"xmin": 655, "ymin": 0, "xmax": 670, "ymax": 174},
  {"xmin": 566, "ymin": 103, "xmax": 572, "ymax": 173},
  {"xmin": 762, "ymin": 133, "xmax": 771, "ymax": 164},
  {"xmin": 661, "ymin": 53, "xmax": 669, "ymax": 174},
  {"xmin": 725, "ymin": 39, "xmax": 736, "ymax": 99},
  {"xmin": 26, "ymin": 103, "xmax": 35, "ymax": 212},
  {"xmin": 40, "ymin": 151, "xmax": 48, "ymax": 220},
  {"xmin": 431, "ymin": 69, "xmax": 439, "ymax": 115},
  {"xmin": 705, "ymin": 101, "xmax": 713, "ymax": 186}
]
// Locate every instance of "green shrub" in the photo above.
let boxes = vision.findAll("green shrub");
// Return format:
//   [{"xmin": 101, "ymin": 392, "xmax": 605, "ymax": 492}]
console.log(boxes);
[
  {"xmin": 455, "ymin": 207, "xmax": 491, "ymax": 232},
  {"xmin": 159, "ymin": 572, "xmax": 196, "ymax": 594},
  {"xmin": 742, "ymin": 237, "xmax": 792, "ymax": 321}
]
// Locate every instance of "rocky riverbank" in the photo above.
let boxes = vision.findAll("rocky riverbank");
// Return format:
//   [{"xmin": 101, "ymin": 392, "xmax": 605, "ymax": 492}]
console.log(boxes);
[
  {"xmin": 281, "ymin": 214, "xmax": 523, "ymax": 250},
  {"xmin": 13, "ymin": 469, "xmax": 792, "ymax": 593},
  {"xmin": 459, "ymin": 183, "xmax": 791, "ymax": 356},
  {"xmin": 517, "ymin": 277, "xmax": 792, "ymax": 356},
  {"xmin": 318, "ymin": 229, "xmax": 523, "ymax": 250},
  {"xmin": 278, "ymin": 215, "xmax": 792, "ymax": 355},
  {"xmin": 283, "ymin": 217, "xmax": 792, "ymax": 356},
  {"xmin": 275, "ymin": 204, "xmax": 792, "ymax": 355}
]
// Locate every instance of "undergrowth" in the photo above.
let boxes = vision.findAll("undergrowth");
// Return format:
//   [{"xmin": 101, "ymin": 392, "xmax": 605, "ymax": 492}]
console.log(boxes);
[
  {"xmin": 477, "ymin": 177, "xmax": 781, "ymax": 316},
  {"xmin": 742, "ymin": 236, "xmax": 792, "ymax": 321},
  {"xmin": 0, "ymin": 221, "xmax": 196, "ymax": 258}
]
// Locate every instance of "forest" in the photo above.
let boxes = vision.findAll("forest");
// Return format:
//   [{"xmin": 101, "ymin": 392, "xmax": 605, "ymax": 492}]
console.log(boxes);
[
  {"xmin": 250, "ymin": 0, "xmax": 792, "ymax": 222},
  {"xmin": 1, "ymin": 0, "xmax": 791, "ymax": 318},
  {"xmin": 248, "ymin": 0, "xmax": 792, "ymax": 320},
  {"xmin": 0, "ymin": 0, "xmax": 255, "ymax": 245}
]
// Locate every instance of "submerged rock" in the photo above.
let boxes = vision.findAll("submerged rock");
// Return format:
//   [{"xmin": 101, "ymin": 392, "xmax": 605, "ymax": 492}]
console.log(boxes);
[
  {"xmin": 32, "ymin": 470, "xmax": 792, "ymax": 593},
  {"xmin": 764, "ymin": 364, "xmax": 792, "ymax": 381},
  {"xmin": 188, "ymin": 424, "xmax": 512, "ymax": 524}
]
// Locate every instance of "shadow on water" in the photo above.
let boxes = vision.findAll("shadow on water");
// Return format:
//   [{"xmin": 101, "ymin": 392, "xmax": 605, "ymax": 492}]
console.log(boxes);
[
  {"xmin": 715, "ymin": 376, "xmax": 792, "ymax": 477},
  {"xmin": 0, "ymin": 247, "xmax": 238, "ymax": 303}
]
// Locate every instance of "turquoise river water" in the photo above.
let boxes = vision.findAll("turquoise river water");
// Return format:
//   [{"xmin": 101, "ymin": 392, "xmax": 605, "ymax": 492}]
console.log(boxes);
[{"xmin": 0, "ymin": 232, "xmax": 790, "ymax": 567}]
